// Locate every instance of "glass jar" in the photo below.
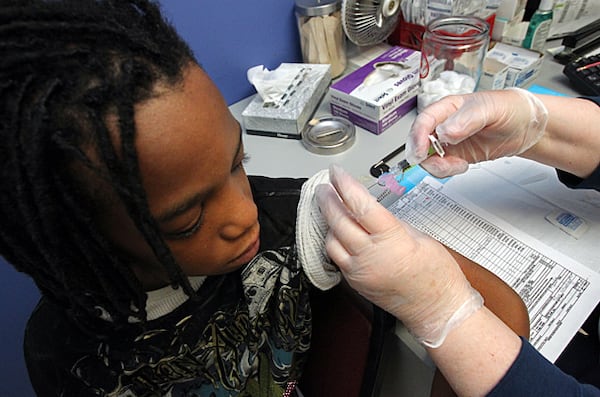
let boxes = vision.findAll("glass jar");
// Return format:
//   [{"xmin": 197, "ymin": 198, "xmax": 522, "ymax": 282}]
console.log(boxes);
[
  {"xmin": 295, "ymin": 0, "xmax": 347, "ymax": 78},
  {"xmin": 417, "ymin": 16, "xmax": 489, "ymax": 112}
]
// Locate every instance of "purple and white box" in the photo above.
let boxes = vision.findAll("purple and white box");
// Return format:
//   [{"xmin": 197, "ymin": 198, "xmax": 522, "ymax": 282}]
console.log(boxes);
[{"xmin": 329, "ymin": 46, "xmax": 420, "ymax": 135}]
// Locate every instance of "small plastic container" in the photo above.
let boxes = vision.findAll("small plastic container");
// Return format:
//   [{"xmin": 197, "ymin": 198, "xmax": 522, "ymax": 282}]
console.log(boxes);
[
  {"xmin": 417, "ymin": 16, "xmax": 490, "ymax": 113},
  {"xmin": 295, "ymin": 0, "xmax": 347, "ymax": 78}
]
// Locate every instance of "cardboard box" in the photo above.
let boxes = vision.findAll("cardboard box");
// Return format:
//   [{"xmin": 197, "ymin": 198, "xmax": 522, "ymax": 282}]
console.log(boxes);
[
  {"xmin": 479, "ymin": 57, "xmax": 509, "ymax": 91},
  {"xmin": 329, "ymin": 46, "xmax": 420, "ymax": 135},
  {"xmin": 485, "ymin": 42, "xmax": 544, "ymax": 88},
  {"xmin": 242, "ymin": 63, "xmax": 331, "ymax": 139}
]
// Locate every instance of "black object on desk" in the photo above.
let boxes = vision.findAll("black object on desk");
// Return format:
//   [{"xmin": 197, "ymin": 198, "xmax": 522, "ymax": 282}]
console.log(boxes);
[
  {"xmin": 562, "ymin": 18, "xmax": 600, "ymax": 49},
  {"xmin": 563, "ymin": 54, "xmax": 600, "ymax": 96},
  {"xmin": 369, "ymin": 144, "xmax": 405, "ymax": 177},
  {"xmin": 554, "ymin": 18, "xmax": 600, "ymax": 65}
]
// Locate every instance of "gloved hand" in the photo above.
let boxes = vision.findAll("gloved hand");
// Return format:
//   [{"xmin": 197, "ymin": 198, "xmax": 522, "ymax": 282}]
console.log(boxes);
[
  {"xmin": 406, "ymin": 88, "xmax": 549, "ymax": 178},
  {"xmin": 315, "ymin": 165, "xmax": 483, "ymax": 347}
]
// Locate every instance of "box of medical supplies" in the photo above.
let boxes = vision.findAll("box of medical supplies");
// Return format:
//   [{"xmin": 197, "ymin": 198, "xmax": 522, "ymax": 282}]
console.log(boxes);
[
  {"xmin": 242, "ymin": 63, "xmax": 331, "ymax": 139},
  {"xmin": 479, "ymin": 57, "xmax": 510, "ymax": 91},
  {"xmin": 329, "ymin": 46, "xmax": 420, "ymax": 135},
  {"xmin": 485, "ymin": 42, "xmax": 544, "ymax": 88}
]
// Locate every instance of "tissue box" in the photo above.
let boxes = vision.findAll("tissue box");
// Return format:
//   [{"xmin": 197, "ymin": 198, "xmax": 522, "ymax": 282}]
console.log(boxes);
[
  {"xmin": 329, "ymin": 46, "xmax": 420, "ymax": 135},
  {"xmin": 242, "ymin": 63, "xmax": 331, "ymax": 139},
  {"xmin": 485, "ymin": 43, "xmax": 544, "ymax": 88}
]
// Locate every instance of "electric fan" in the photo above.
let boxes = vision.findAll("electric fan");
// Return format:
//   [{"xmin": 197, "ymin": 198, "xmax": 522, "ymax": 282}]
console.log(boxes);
[{"xmin": 341, "ymin": 0, "xmax": 401, "ymax": 46}]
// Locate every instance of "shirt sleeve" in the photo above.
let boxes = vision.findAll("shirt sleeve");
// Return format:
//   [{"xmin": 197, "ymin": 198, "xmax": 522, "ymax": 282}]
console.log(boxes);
[
  {"xmin": 487, "ymin": 337, "xmax": 600, "ymax": 397},
  {"xmin": 556, "ymin": 166, "xmax": 600, "ymax": 191},
  {"xmin": 555, "ymin": 96, "xmax": 600, "ymax": 192}
]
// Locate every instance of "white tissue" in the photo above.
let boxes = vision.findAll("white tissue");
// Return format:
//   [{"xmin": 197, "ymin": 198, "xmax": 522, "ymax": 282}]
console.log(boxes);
[
  {"xmin": 417, "ymin": 71, "xmax": 476, "ymax": 113},
  {"xmin": 247, "ymin": 64, "xmax": 301, "ymax": 105},
  {"xmin": 242, "ymin": 63, "xmax": 331, "ymax": 135}
]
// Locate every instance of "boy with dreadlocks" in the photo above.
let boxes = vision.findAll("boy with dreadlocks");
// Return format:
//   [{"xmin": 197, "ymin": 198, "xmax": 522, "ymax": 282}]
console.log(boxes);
[
  {"xmin": 0, "ymin": 1, "xmax": 529, "ymax": 396},
  {"xmin": 1, "ymin": 1, "xmax": 316, "ymax": 395}
]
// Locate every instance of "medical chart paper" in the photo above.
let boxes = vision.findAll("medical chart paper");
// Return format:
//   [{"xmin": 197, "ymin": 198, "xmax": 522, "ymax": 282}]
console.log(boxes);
[
  {"xmin": 452, "ymin": 158, "xmax": 600, "ymax": 270},
  {"xmin": 370, "ymin": 159, "xmax": 600, "ymax": 362}
]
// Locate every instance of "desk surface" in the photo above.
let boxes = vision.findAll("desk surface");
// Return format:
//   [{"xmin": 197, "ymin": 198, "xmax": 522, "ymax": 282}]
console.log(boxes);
[{"xmin": 233, "ymin": 41, "xmax": 580, "ymax": 181}]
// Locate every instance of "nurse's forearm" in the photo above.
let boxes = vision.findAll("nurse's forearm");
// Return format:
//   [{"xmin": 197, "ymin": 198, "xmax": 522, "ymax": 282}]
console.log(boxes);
[
  {"xmin": 424, "ymin": 306, "xmax": 522, "ymax": 397},
  {"xmin": 522, "ymin": 95, "xmax": 600, "ymax": 179}
]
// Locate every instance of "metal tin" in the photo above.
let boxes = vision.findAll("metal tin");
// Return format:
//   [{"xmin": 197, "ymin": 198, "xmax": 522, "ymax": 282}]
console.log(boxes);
[
  {"xmin": 301, "ymin": 116, "xmax": 355, "ymax": 155},
  {"xmin": 295, "ymin": 0, "xmax": 340, "ymax": 16}
]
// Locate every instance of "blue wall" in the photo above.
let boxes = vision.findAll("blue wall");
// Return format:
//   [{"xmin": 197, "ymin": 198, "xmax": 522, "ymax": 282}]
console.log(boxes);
[
  {"xmin": 0, "ymin": 260, "xmax": 39, "ymax": 397},
  {"xmin": 0, "ymin": 2, "xmax": 301, "ymax": 395},
  {"xmin": 160, "ymin": 1, "xmax": 303, "ymax": 105}
]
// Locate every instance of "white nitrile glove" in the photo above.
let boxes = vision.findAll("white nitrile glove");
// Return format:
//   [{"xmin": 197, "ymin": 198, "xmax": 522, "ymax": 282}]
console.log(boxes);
[
  {"xmin": 406, "ymin": 88, "xmax": 549, "ymax": 178},
  {"xmin": 315, "ymin": 165, "xmax": 483, "ymax": 348}
]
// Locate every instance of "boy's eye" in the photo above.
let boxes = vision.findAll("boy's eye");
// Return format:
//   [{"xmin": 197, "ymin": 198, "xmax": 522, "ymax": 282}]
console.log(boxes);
[
  {"xmin": 163, "ymin": 154, "xmax": 248, "ymax": 240},
  {"xmin": 233, "ymin": 153, "xmax": 250, "ymax": 172},
  {"xmin": 164, "ymin": 212, "xmax": 204, "ymax": 240}
]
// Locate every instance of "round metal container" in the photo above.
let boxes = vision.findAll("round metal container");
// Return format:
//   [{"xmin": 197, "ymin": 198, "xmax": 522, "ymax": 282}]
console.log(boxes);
[
  {"xmin": 295, "ymin": 0, "xmax": 340, "ymax": 16},
  {"xmin": 301, "ymin": 116, "xmax": 355, "ymax": 155}
]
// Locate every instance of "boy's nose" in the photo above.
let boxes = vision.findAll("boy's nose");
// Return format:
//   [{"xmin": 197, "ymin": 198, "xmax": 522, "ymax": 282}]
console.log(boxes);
[{"xmin": 219, "ymin": 182, "xmax": 257, "ymax": 240}]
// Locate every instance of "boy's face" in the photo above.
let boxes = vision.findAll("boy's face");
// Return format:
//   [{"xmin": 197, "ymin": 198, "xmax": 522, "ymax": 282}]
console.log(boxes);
[{"xmin": 100, "ymin": 65, "xmax": 259, "ymax": 290}]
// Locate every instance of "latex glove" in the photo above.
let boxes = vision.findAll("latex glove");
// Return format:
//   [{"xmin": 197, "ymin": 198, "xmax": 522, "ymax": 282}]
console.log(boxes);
[
  {"xmin": 315, "ymin": 165, "xmax": 483, "ymax": 347},
  {"xmin": 406, "ymin": 88, "xmax": 548, "ymax": 178}
]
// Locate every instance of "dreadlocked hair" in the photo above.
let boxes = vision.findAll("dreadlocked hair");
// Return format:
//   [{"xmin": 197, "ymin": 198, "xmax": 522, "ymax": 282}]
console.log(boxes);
[{"xmin": 0, "ymin": 0, "xmax": 199, "ymax": 329}]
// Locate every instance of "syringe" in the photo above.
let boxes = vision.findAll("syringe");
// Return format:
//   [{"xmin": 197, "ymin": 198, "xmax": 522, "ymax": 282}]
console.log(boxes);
[{"xmin": 377, "ymin": 134, "xmax": 445, "ymax": 194}]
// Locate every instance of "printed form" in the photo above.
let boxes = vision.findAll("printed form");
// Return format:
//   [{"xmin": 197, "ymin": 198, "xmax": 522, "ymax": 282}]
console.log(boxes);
[{"xmin": 374, "ymin": 158, "xmax": 600, "ymax": 362}]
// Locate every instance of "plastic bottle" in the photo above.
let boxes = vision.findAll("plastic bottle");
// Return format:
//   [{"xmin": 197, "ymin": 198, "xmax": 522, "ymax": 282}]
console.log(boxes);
[{"xmin": 522, "ymin": 0, "xmax": 554, "ymax": 52}]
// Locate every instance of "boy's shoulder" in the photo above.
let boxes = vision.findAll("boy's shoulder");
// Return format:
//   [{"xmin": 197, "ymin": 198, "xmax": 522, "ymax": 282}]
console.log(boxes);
[
  {"xmin": 249, "ymin": 175, "xmax": 307, "ymax": 252},
  {"xmin": 248, "ymin": 175, "xmax": 306, "ymax": 196}
]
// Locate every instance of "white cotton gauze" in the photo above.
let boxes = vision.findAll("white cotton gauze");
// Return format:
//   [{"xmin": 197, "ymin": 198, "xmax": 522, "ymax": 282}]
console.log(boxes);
[
  {"xmin": 422, "ymin": 79, "xmax": 445, "ymax": 93},
  {"xmin": 443, "ymin": 71, "xmax": 464, "ymax": 91},
  {"xmin": 296, "ymin": 169, "xmax": 342, "ymax": 290},
  {"xmin": 417, "ymin": 72, "xmax": 476, "ymax": 113}
]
